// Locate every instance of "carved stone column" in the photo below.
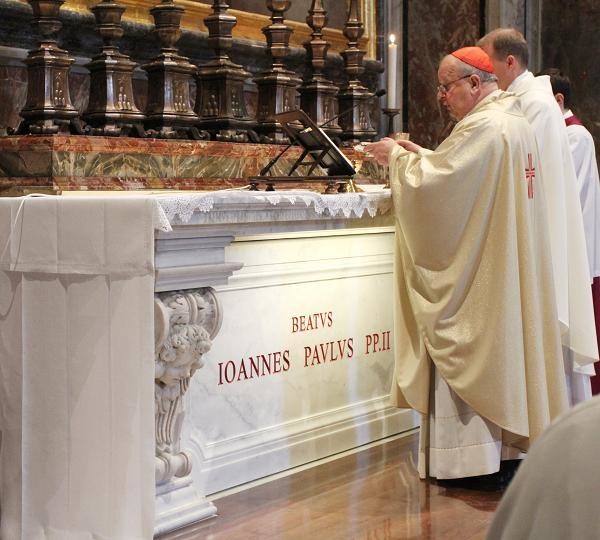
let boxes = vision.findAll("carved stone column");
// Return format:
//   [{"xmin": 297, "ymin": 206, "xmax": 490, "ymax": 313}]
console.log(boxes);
[
  {"xmin": 338, "ymin": 0, "xmax": 376, "ymax": 144},
  {"xmin": 154, "ymin": 288, "xmax": 222, "ymax": 535}
]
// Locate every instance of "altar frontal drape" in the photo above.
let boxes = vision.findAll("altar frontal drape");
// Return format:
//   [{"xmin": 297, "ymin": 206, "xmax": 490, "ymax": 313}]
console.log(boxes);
[{"xmin": 0, "ymin": 196, "xmax": 160, "ymax": 540}]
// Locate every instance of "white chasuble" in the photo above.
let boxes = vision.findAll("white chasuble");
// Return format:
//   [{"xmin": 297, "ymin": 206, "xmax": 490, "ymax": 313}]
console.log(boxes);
[
  {"xmin": 389, "ymin": 91, "xmax": 569, "ymax": 477},
  {"xmin": 509, "ymin": 72, "xmax": 598, "ymax": 397},
  {"xmin": 0, "ymin": 196, "xmax": 162, "ymax": 540}
]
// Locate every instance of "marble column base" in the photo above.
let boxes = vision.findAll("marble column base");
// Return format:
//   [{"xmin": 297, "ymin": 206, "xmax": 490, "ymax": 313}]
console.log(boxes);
[{"xmin": 154, "ymin": 476, "xmax": 217, "ymax": 536}]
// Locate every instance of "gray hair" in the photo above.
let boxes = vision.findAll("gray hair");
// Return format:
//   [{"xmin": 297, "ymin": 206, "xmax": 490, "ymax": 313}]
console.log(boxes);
[
  {"xmin": 454, "ymin": 59, "xmax": 498, "ymax": 84},
  {"xmin": 470, "ymin": 67, "xmax": 498, "ymax": 84}
]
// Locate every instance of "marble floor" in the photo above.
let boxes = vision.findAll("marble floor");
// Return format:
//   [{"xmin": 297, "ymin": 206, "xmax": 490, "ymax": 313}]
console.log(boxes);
[{"xmin": 158, "ymin": 433, "xmax": 502, "ymax": 540}]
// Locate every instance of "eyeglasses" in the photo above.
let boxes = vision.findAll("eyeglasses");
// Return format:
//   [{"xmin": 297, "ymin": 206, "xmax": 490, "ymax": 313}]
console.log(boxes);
[{"xmin": 437, "ymin": 73, "xmax": 474, "ymax": 94}]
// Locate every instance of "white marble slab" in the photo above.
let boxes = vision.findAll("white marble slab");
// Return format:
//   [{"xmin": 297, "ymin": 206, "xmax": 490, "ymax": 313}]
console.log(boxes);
[{"xmin": 182, "ymin": 226, "xmax": 417, "ymax": 495}]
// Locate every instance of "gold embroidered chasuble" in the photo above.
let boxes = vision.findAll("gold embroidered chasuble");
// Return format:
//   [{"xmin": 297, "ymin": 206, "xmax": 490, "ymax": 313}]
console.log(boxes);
[{"xmin": 389, "ymin": 91, "xmax": 569, "ymax": 448}]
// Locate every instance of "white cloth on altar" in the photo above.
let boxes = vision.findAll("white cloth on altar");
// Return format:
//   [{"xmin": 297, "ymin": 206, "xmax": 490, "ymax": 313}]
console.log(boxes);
[
  {"xmin": 421, "ymin": 370, "xmax": 525, "ymax": 480},
  {"xmin": 0, "ymin": 195, "xmax": 159, "ymax": 540},
  {"xmin": 509, "ymin": 72, "xmax": 598, "ymax": 397},
  {"xmin": 564, "ymin": 110, "xmax": 600, "ymax": 280},
  {"xmin": 487, "ymin": 395, "xmax": 600, "ymax": 540},
  {"xmin": 155, "ymin": 188, "xmax": 392, "ymax": 223}
]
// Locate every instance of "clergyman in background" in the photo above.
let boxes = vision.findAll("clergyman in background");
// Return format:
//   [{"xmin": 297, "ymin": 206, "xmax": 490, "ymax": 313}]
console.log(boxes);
[
  {"xmin": 543, "ymin": 68, "xmax": 600, "ymax": 394},
  {"xmin": 479, "ymin": 28, "xmax": 599, "ymax": 405}
]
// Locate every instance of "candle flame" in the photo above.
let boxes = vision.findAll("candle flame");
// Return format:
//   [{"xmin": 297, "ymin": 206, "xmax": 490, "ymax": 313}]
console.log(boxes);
[{"xmin": 389, "ymin": 34, "xmax": 396, "ymax": 44}]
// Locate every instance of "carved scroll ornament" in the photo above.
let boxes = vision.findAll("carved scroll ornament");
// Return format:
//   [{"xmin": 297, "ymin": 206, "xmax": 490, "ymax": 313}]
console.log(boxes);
[{"xmin": 154, "ymin": 288, "xmax": 221, "ymax": 485}]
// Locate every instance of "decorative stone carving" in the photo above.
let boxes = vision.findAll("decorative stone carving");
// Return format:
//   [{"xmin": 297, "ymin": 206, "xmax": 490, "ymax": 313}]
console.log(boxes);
[
  {"xmin": 154, "ymin": 287, "xmax": 221, "ymax": 534},
  {"xmin": 154, "ymin": 288, "xmax": 221, "ymax": 485}
]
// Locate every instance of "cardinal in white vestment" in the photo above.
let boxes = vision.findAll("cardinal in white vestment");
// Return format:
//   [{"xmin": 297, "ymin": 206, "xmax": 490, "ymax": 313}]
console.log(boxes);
[
  {"xmin": 479, "ymin": 29, "xmax": 599, "ymax": 405},
  {"xmin": 366, "ymin": 47, "xmax": 569, "ymax": 481}
]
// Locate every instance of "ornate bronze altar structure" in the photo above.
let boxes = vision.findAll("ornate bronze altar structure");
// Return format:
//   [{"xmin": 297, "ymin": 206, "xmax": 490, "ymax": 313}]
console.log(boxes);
[
  {"xmin": 143, "ymin": 0, "xmax": 202, "ymax": 139},
  {"xmin": 299, "ymin": 0, "xmax": 342, "ymax": 139},
  {"xmin": 1, "ymin": 1, "xmax": 385, "ymax": 193},
  {"xmin": 18, "ymin": 0, "xmax": 79, "ymax": 135},
  {"xmin": 83, "ymin": 0, "xmax": 146, "ymax": 136},
  {"xmin": 196, "ymin": 1, "xmax": 256, "ymax": 142}
]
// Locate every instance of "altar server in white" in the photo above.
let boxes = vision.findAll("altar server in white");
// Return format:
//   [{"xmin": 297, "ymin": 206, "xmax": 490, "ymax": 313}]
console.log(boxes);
[
  {"xmin": 366, "ymin": 47, "xmax": 568, "ymax": 482},
  {"xmin": 547, "ymin": 71, "xmax": 600, "ymax": 279},
  {"xmin": 545, "ymin": 69, "xmax": 600, "ymax": 395},
  {"xmin": 479, "ymin": 28, "xmax": 599, "ymax": 405}
]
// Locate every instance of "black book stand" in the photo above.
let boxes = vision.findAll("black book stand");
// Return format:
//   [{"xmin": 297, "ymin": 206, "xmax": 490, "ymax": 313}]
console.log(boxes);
[{"xmin": 250, "ymin": 109, "xmax": 356, "ymax": 194}]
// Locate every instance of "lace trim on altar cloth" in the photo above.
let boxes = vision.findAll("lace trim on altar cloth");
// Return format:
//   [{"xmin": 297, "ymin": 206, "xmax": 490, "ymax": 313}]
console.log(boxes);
[{"xmin": 155, "ymin": 189, "xmax": 392, "ymax": 224}]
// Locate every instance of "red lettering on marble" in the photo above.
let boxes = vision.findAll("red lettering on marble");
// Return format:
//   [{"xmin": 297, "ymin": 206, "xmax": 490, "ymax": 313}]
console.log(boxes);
[
  {"xmin": 291, "ymin": 311, "xmax": 334, "ymax": 333},
  {"xmin": 320, "ymin": 342, "xmax": 333, "ymax": 361},
  {"xmin": 282, "ymin": 350, "xmax": 290, "ymax": 371},
  {"xmin": 304, "ymin": 337, "xmax": 354, "ymax": 367},
  {"xmin": 237, "ymin": 359, "xmax": 248, "ymax": 381},
  {"xmin": 299, "ymin": 316, "xmax": 306, "ymax": 331},
  {"xmin": 304, "ymin": 346, "xmax": 312, "ymax": 367},
  {"xmin": 260, "ymin": 354, "xmax": 271, "ymax": 376},
  {"xmin": 218, "ymin": 360, "xmax": 238, "ymax": 385},
  {"xmin": 272, "ymin": 351, "xmax": 282, "ymax": 373},
  {"xmin": 365, "ymin": 331, "xmax": 392, "ymax": 354},
  {"xmin": 250, "ymin": 356, "xmax": 260, "ymax": 378},
  {"xmin": 218, "ymin": 350, "xmax": 291, "ymax": 385}
]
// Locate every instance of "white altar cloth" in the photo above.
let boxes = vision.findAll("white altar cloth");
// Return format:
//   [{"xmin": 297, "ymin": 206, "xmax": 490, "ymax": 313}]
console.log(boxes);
[
  {"xmin": 155, "ymin": 188, "xmax": 392, "ymax": 224},
  {"xmin": 0, "ymin": 196, "xmax": 160, "ymax": 540}
]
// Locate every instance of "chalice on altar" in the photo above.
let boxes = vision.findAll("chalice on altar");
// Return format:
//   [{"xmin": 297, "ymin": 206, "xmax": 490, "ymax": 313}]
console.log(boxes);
[
  {"xmin": 347, "ymin": 144, "xmax": 368, "ymax": 193},
  {"xmin": 392, "ymin": 132, "xmax": 410, "ymax": 142}
]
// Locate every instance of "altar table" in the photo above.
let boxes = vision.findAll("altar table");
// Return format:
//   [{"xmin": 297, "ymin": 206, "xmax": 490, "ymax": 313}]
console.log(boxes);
[{"xmin": 0, "ymin": 190, "xmax": 418, "ymax": 539}]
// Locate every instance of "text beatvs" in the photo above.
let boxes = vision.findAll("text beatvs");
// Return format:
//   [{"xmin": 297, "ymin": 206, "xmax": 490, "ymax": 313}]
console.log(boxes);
[
  {"xmin": 218, "ymin": 350, "xmax": 290, "ymax": 385},
  {"xmin": 304, "ymin": 338, "xmax": 354, "ymax": 366},
  {"xmin": 291, "ymin": 311, "xmax": 333, "ymax": 333}
]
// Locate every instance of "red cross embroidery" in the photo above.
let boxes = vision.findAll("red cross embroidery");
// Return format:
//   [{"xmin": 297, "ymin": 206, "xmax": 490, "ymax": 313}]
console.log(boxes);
[{"xmin": 525, "ymin": 153, "xmax": 535, "ymax": 199}]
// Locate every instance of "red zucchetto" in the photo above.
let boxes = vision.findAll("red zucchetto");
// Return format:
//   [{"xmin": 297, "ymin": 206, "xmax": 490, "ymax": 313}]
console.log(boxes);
[{"xmin": 451, "ymin": 46, "xmax": 495, "ymax": 73}]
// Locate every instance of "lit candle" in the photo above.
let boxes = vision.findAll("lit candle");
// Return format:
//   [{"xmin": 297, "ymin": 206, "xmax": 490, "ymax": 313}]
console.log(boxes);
[{"xmin": 387, "ymin": 34, "xmax": 398, "ymax": 109}]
